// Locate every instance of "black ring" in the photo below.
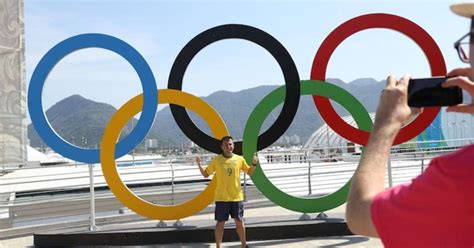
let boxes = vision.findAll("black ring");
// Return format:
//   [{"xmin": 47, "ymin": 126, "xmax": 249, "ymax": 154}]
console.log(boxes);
[{"xmin": 168, "ymin": 24, "xmax": 300, "ymax": 154}]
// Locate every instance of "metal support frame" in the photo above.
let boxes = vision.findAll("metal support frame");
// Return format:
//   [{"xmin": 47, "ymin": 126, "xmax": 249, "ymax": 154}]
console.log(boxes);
[
  {"xmin": 88, "ymin": 163, "xmax": 99, "ymax": 232},
  {"xmin": 305, "ymin": 151, "xmax": 312, "ymax": 195},
  {"xmin": 299, "ymin": 213, "xmax": 312, "ymax": 221},
  {"xmin": 173, "ymin": 219, "xmax": 185, "ymax": 227},
  {"xmin": 316, "ymin": 212, "xmax": 328, "ymax": 220},
  {"xmin": 156, "ymin": 220, "xmax": 168, "ymax": 228}
]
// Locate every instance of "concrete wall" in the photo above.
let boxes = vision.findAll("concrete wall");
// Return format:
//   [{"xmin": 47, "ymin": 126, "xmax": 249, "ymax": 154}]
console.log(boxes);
[{"xmin": 0, "ymin": 0, "xmax": 26, "ymax": 169}]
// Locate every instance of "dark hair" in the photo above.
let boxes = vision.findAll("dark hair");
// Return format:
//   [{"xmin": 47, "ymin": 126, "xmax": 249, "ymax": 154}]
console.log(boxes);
[{"xmin": 220, "ymin": 136, "xmax": 233, "ymax": 145}]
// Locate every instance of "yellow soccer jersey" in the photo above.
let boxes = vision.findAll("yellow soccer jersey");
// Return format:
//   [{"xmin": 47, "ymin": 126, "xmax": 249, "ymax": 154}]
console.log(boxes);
[{"xmin": 205, "ymin": 154, "xmax": 251, "ymax": 202}]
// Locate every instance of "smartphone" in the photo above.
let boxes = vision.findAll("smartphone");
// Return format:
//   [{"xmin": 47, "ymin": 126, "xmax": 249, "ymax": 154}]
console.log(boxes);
[{"xmin": 408, "ymin": 77, "xmax": 463, "ymax": 107}]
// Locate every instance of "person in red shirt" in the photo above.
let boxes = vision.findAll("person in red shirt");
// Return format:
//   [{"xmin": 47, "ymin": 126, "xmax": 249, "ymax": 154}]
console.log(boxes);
[{"xmin": 346, "ymin": 2, "xmax": 474, "ymax": 247}]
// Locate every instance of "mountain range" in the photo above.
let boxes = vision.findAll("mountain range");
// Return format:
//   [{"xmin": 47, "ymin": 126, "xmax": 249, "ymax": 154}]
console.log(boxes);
[{"xmin": 28, "ymin": 78, "xmax": 387, "ymax": 150}]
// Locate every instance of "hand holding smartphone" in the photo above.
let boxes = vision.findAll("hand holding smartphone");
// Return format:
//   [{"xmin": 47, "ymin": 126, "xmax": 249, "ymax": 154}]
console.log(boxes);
[{"xmin": 408, "ymin": 77, "xmax": 463, "ymax": 107}]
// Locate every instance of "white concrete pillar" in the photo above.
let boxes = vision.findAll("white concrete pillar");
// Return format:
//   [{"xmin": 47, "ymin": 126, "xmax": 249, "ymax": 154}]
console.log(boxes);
[{"xmin": 0, "ymin": 0, "xmax": 26, "ymax": 170}]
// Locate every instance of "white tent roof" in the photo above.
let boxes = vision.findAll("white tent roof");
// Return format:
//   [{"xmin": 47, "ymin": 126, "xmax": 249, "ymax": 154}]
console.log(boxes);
[{"xmin": 27, "ymin": 146, "xmax": 47, "ymax": 162}]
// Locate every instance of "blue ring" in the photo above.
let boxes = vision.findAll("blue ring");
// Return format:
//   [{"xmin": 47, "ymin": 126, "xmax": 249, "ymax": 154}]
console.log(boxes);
[{"xmin": 28, "ymin": 33, "xmax": 158, "ymax": 163}]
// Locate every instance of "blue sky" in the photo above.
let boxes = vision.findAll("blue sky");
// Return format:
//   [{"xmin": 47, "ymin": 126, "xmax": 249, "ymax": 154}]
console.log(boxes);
[{"xmin": 25, "ymin": 0, "xmax": 469, "ymax": 111}]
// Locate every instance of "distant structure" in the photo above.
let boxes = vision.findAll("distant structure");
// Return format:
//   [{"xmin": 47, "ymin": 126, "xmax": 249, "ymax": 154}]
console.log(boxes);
[
  {"xmin": 0, "ymin": 0, "xmax": 26, "ymax": 169},
  {"xmin": 277, "ymin": 134, "xmax": 301, "ymax": 146},
  {"xmin": 145, "ymin": 139, "xmax": 158, "ymax": 150},
  {"xmin": 439, "ymin": 111, "xmax": 473, "ymax": 147},
  {"xmin": 304, "ymin": 111, "xmax": 473, "ymax": 154},
  {"xmin": 289, "ymin": 134, "xmax": 300, "ymax": 145},
  {"xmin": 303, "ymin": 113, "xmax": 375, "ymax": 154}
]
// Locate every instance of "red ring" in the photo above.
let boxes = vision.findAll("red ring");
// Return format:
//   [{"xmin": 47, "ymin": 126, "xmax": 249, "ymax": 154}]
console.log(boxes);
[{"xmin": 311, "ymin": 13, "xmax": 445, "ymax": 146}]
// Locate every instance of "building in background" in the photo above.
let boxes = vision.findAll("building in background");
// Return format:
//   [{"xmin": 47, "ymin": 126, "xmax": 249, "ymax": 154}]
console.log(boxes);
[
  {"xmin": 440, "ymin": 110, "xmax": 473, "ymax": 147},
  {"xmin": 304, "ymin": 111, "xmax": 474, "ymax": 154},
  {"xmin": 145, "ymin": 139, "xmax": 158, "ymax": 151},
  {"xmin": 304, "ymin": 113, "xmax": 376, "ymax": 155},
  {"xmin": 0, "ymin": 0, "xmax": 26, "ymax": 170}
]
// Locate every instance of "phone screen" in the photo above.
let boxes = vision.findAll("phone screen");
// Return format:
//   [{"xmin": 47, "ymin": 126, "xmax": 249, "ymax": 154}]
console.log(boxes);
[{"xmin": 408, "ymin": 77, "xmax": 463, "ymax": 107}]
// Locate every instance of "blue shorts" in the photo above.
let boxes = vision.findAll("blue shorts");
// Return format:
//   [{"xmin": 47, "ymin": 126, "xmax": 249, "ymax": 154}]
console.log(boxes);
[{"xmin": 215, "ymin": 201, "xmax": 244, "ymax": 221}]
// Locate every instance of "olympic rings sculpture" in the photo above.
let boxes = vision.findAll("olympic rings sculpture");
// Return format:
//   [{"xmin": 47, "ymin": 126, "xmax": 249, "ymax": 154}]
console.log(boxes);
[{"xmin": 28, "ymin": 14, "xmax": 446, "ymax": 220}]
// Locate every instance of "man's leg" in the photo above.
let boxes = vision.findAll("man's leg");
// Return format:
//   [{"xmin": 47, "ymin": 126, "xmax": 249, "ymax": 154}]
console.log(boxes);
[
  {"xmin": 231, "ymin": 201, "xmax": 246, "ymax": 247},
  {"xmin": 215, "ymin": 202, "xmax": 230, "ymax": 248},
  {"xmin": 215, "ymin": 220, "xmax": 225, "ymax": 248},
  {"xmin": 234, "ymin": 218, "xmax": 247, "ymax": 248}
]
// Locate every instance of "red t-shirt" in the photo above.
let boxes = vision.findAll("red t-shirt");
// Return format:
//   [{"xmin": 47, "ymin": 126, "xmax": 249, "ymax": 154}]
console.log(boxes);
[{"xmin": 371, "ymin": 145, "xmax": 474, "ymax": 247}]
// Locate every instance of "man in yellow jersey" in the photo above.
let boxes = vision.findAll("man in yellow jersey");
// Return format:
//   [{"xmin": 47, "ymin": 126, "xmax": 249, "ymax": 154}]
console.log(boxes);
[{"xmin": 196, "ymin": 136, "xmax": 258, "ymax": 248}]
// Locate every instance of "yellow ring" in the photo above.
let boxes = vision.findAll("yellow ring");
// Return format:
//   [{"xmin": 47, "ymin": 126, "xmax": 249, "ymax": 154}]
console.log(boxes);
[{"xmin": 100, "ymin": 89, "xmax": 228, "ymax": 220}]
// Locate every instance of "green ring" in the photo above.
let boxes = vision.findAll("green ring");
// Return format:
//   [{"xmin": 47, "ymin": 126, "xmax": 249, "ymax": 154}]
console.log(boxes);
[{"xmin": 242, "ymin": 80, "xmax": 373, "ymax": 213}]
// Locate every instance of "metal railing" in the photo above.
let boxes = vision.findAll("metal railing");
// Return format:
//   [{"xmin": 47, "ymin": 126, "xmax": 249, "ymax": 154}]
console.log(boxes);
[{"xmin": 0, "ymin": 139, "xmax": 471, "ymax": 238}]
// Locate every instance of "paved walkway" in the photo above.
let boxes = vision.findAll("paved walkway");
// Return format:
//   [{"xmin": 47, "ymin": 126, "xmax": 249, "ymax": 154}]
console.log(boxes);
[{"xmin": 0, "ymin": 204, "xmax": 383, "ymax": 247}]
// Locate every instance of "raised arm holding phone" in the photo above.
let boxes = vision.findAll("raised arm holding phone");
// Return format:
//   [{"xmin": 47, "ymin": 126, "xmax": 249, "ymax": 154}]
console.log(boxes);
[{"xmin": 346, "ymin": 2, "xmax": 474, "ymax": 247}]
